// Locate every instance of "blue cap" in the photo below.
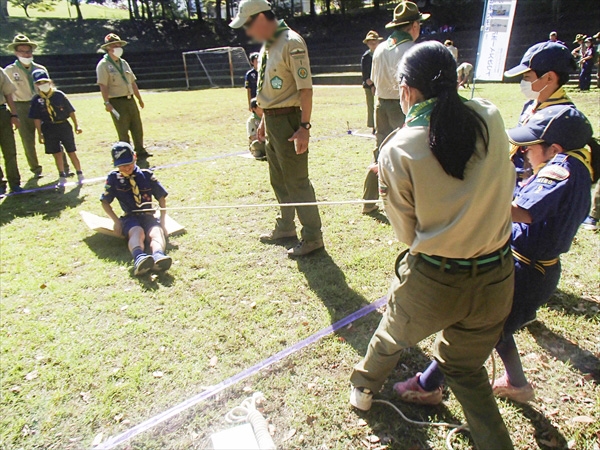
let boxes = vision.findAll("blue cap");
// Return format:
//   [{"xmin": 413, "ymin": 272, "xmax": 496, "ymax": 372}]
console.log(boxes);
[
  {"xmin": 507, "ymin": 105, "xmax": 593, "ymax": 150},
  {"xmin": 31, "ymin": 69, "xmax": 51, "ymax": 83},
  {"xmin": 111, "ymin": 142, "xmax": 135, "ymax": 167},
  {"xmin": 504, "ymin": 42, "xmax": 574, "ymax": 77}
]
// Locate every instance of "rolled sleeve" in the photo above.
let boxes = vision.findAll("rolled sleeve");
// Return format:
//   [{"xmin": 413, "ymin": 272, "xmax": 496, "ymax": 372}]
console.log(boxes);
[{"xmin": 96, "ymin": 61, "xmax": 109, "ymax": 86}]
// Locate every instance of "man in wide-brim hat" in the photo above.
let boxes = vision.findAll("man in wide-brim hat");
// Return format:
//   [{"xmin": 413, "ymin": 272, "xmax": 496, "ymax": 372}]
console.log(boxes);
[
  {"xmin": 361, "ymin": 31, "xmax": 383, "ymax": 132},
  {"xmin": 361, "ymin": 1, "xmax": 429, "ymax": 215},
  {"xmin": 96, "ymin": 33, "xmax": 151, "ymax": 158}
]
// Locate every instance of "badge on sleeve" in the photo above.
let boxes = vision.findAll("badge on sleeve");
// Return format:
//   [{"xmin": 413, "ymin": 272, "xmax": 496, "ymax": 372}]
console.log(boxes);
[
  {"xmin": 537, "ymin": 164, "xmax": 570, "ymax": 183},
  {"xmin": 297, "ymin": 67, "xmax": 308, "ymax": 79},
  {"xmin": 290, "ymin": 48, "xmax": 306, "ymax": 59},
  {"xmin": 270, "ymin": 76, "xmax": 283, "ymax": 90}
]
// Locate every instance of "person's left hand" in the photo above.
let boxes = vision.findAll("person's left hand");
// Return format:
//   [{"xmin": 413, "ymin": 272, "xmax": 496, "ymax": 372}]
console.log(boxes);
[
  {"xmin": 138, "ymin": 99, "xmax": 145, "ymax": 109},
  {"xmin": 288, "ymin": 127, "xmax": 310, "ymax": 155},
  {"xmin": 10, "ymin": 117, "xmax": 20, "ymax": 130},
  {"xmin": 368, "ymin": 163, "xmax": 379, "ymax": 174},
  {"xmin": 75, "ymin": 127, "xmax": 83, "ymax": 134}
]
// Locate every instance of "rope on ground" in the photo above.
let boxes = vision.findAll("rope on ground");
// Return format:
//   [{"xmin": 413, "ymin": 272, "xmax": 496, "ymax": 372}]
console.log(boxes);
[{"xmin": 224, "ymin": 392, "xmax": 276, "ymax": 450}]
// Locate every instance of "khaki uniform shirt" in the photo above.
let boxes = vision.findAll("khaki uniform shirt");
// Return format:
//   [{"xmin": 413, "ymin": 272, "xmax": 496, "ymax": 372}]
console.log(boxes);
[
  {"xmin": 378, "ymin": 98, "xmax": 515, "ymax": 258},
  {"xmin": 257, "ymin": 24, "xmax": 312, "ymax": 109},
  {"xmin": 247, "ymin": 112, "xmax": 261, "ymax": 139},
  {"xmin": 371, "ymin": 31, "xmax": 414, "ymax": 100},
  {"xmin": 457, "ymin": 62, "xmax": 473, "ymax": 76},
  {"xmin": 0, "ymin": 67, "xmax": 17, "ymax": 105},
  {"xmin": 447, "ymin": 45, "xmax": 459, "ymax": 61},
  {"xmin": 4, "ymin": 61, "xmax": 47, "ymax": 102},
  {"xmin": 96, "ymin": 56, "xmax": 136, "ymax": 98}
]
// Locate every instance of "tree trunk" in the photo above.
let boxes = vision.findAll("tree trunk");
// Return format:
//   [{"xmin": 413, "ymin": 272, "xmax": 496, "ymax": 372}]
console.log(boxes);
[
  {"xmin": 551, "ymin": 0, "xmax": 560, "ymax": 21},
  {"xmin": 1, "ymin": 0, "xmax": 9, "ymax": 20},
  {"xmin": 215, "ymin": 0, "xmax": 221, "ymax": 20},
  {"xmin": 373, "ymin": 0, "xmax": 379, "ymax": 12},
  {"xmin": 225, "ymin": 0, "xmax": 231, "ymax": 21},
  {"xmin": 290, "ymin": 0, "xmax": 293, "ymax": 16},
  {"xmin": 194, "ymin": 0, "xmax": 202, "ymax": 20},
  {"xmin": 22, "ymin": 5, "xmax": 29, "ymax": 17},
  {"xmin": 309, "ymin": 0, "xmax": 315, "ymax": 16},
  {"xmin": 325, "ymin": 0, "xmax": 330, "ymax": 15},
  {"xmin": 74, "ymin": 0, "xmax": 83, "ymax": 20}
]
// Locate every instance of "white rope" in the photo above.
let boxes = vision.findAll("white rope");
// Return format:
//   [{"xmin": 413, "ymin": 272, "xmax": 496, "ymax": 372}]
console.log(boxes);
[
  {"xmin": 371, "ymin": 399, "xmax": 468, "ymax": 450},
  {"xmin": 132, "ymin": 199, "xmax": 382, "ymax": 213},
  {"xmin": 224, "ymin": 392, "xmax": 276, "ymax": 450}
]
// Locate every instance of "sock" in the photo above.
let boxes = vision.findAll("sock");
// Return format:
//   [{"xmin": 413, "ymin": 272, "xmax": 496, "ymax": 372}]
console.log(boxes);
[
  {"xmin": 495, "ymin": 335, "xmax": 528, "ymax": 387},
  {"xmin": 131, "ymin": 246, "xmax": 144, "ymax": 260},
  {"xmin": 76, "ymin": 170, "xmax": 83, "ymax": 175},
  {"xmin": 153, "ymin": 250, "xmax": 166, "ymax": 260},
  {"xmin": 418, "ymin": 360, "xmax": 445, "ymax": 391},
  {"xmin": 60, "ymin": 171, "xmax": 67, "ymax": 178}
]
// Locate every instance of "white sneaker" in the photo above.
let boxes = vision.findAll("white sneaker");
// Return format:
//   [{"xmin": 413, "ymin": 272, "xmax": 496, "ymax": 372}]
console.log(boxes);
[
  {"xmin": 77, "ymin": 173, "xmax": 85, "ymax": 185},
  {"xmin": 57, "ymin": 176, "xmax": 67, "ymax": 187},
  {"xmin": 350, "ymin": 386, "xmax": 373, "ymax": 411}
]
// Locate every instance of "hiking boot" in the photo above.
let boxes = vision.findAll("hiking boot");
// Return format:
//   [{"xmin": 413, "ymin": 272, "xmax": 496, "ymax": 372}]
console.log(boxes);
[
  {"xmin": 33, "ymin": 168, "xmax": 43, "ymax": 179},
  {"xmin": 393, "ymin": 373, "xmax": 443, "ymax": 405},
  {"xmin": 350, "ymin": 386, "xmax": 373, "ymax": 411},
  {"xmin": 153, "ymin": 253, "xmax": 172, "ymax": 272},
  {"xmin": 134, "ymin": 254, "xmax": 155, "ymax": 276},
  {"xmin": 287, "ymin": 238, "xmax": 324, "ymax": 257},
  {"xmin": 492, "ymin": 374, "xmax": 535, "ymax": 403},
  {"xmin": 582, "ymin": 216, "xmax": 598, "ymax": 231},
  {"xmin": 362, "ymin": 204, "xmax": 379, "ymax": 215},
  {"xmin": 77, "ymin": 172, "xmax": 85, "ymax": 185},
  {"xmin": 137, "ymin": 150, "xmax": 153, "ymax": 158},
  {"xmin": 9, "ymin": 185, "xmax": 24, "ymax": 194},
  {"xmin": 259, "ymin": 229, "xmax": 297, "ymax": 242}
]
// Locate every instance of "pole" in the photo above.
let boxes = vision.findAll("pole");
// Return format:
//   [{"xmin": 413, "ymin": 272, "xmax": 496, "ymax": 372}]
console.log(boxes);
[
  {"xmin": 471, "ymin": 0, "xmax": 489, "ymax": 99},
  {"xmin": 182, "ymin": 52, "xmax": 190, "ymax": 90},
  {"xmin": 228, "ymin": 47, "xmax": 235, "ymax": 88}
]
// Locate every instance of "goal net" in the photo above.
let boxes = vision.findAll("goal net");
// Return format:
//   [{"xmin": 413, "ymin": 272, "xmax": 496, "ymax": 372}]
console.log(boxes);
[{"xmin": 182, "ymin": 47, "xmax": 251, "ymax": 90}]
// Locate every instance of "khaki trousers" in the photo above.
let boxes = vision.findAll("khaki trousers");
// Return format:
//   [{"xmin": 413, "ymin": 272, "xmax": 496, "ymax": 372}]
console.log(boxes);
[
  {"xmin": 351, "ymin": 251, "xmax": 515, "ymax": 450},
  {"xmin": 364, "ymin": 87, "xmax": 375, "ymax": 129},
  {"xmin": 264, "ymin": 110, "xmax": 322, "ymax": 241},
  {"xmin": 0, "ymin": 108, "xmax": 21, "ymax": 187},
  {"xmin": 109, "ymin": 97, "xmax": 144, "ymax": 153},
  {"xmin": 590, "ymin": 182, "xmax": 600, "ymax": 219},
  {"xmin": 363, "ymin": 98, "xmax": 405, "ymax": 202},
  {"xmin": 15, "ymin": 102, "xmax": 42, "ymax": 174}
]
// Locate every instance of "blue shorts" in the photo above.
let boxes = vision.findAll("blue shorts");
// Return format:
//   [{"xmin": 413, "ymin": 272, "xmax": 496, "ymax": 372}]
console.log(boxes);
[
  {"xmin": 42, "ymin": 121, "xmax": 77, "ymax": 155},
  {"xmin": 120, "ymin": 214, "xmax": 160, "ymax": 237}
]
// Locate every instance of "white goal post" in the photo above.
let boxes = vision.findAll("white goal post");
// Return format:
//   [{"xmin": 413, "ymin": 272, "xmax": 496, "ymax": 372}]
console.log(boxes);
[{"xmin": 182, "ymin": 47, "xmax": 251, "ymax": 90}]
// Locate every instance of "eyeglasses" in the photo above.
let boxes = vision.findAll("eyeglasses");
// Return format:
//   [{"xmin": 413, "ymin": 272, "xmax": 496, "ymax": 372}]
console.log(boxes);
[{"xmin": 243, "ymin": 13, "xmax": 259, "ymax": 30}]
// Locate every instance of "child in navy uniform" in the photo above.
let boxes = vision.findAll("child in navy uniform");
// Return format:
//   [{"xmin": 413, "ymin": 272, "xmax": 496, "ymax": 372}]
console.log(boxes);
[
  {"xmin": 101, "ymin": 142, "xmax": 172, "ymax": 276},
  {"xmin": 28, "ymin": 69, "xmax": 84, "ymax": 187}
]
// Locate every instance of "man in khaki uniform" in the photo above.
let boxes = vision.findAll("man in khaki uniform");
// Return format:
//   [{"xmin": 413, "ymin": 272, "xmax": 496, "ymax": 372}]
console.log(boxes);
[
  {"xmin": 5, "ymin": 34, "xmax": 70, "ymax": 178},
  {"xmin": 230, "ymin": 0, "xmax": 323, "ymax": 256},
  {"xmin": 0, "ymin": 67, "xmax": 23, "ymax": 194},
  {"xmin": 362, "ymin": 1, "xmax": 429, "ymax": 214},
  {"xmin": 96, "ymin": 34, "xmax": 150, "ymax": 159}
]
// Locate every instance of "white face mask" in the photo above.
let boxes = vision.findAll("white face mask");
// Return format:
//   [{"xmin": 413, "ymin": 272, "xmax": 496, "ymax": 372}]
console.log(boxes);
[
  {"xmin": 38, "ymin": 83, "xmax": 52, "ymax": 93},
  {"xmin": 18, "ymin": 56, "xmax": 33, "ymax": 65},
  {"xmin": 112, "ymin": 47, "xmax": 123, "ymax": 58},
  {"xmin": 519, "ymin": 80, "xmax": 538, "ymax": 100}
]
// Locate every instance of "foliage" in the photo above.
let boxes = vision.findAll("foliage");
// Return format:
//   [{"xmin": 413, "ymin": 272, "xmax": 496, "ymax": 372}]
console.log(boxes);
[{"xmin": 8, "ymin": 0, "xmax": 55, "ymax": 17}]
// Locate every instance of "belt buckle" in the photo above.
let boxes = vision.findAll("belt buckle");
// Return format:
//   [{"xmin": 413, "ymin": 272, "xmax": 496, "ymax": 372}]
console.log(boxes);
[{"xmin": 127, "ymin": 95, "xmax": 132, "ymax": 99}]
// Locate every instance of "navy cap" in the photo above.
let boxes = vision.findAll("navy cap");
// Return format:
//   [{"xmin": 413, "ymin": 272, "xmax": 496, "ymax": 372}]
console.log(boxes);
[
  {"xmin": 31, "ymin": 69, "xmax": 50, "ymax": 83},
  {"xmin": 504, "ymin": 42, "xmax": 574, "ymax": 77},
  {"xmin": 111, "ymin": 142, "xmax": 135, "ymax": 167},
  {"xmin": 507, "ymin": 105, "xmax": 593, "ymax": 150}
]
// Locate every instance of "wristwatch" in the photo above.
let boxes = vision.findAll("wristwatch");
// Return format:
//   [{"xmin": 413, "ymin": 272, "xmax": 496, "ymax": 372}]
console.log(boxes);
[
  {"xmin": 104, "ymin": 101, "xmax": 111, "ymax": 105},
  {"xmin": 10, "ymin": 114, "xmax": 18, "ymax": 118},
  {"xmin": 300, "ymin": 122, "xmax": 312, "ymax": 130}
]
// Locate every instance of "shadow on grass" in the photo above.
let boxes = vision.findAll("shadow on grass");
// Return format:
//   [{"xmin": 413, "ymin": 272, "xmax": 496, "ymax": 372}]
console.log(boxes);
[
  {"xmin": 512, "ymin": 403, "xmax": 568, "ymax": 450},
  {"xmin": 545, "ymin": 289, "xmax": 600, "ymax": 319},
  {"xmin": 527, "ymin": 321, "xmax": 600, "ymax": 382},
  {"xmin": 0, "ymin": 184, "xmax": 84, "ymax": 226}
]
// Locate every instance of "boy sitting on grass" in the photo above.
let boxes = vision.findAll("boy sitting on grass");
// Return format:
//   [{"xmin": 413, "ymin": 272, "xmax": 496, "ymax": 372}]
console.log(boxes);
[
  {"xmin": 100, "ymin": 142, "xmax": 172, "ymax": 276},
  {"xmin": 247, "ymin": 98, "xmax": 266, "ymax": 161}
]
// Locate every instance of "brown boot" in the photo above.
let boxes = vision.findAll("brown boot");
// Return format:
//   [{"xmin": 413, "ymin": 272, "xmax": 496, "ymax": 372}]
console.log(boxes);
[
  {"xmin": 287, "ymin": 239, "xmax": 324, "ymax": 256},
  {"xmin": 259, "ymin": 229, "xmax": 297, "ymax": 243}
]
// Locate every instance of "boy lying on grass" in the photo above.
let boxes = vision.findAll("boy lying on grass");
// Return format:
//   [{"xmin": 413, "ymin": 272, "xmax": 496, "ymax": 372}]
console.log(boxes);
[{"xmin": 100, "ymin": 142, "xmax": 172, "ymax": 276}]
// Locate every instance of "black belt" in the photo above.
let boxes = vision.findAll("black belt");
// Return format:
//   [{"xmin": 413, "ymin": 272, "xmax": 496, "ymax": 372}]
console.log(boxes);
[
  {"xmin": 111, "ymin": 95, "xmax": 133, "ymax": 101},
  {"xmin": 263, "ymin": 106, "xmax": 300, "ymax": 116},
  {"xmin": 0, "ymin": 104, "xmax": 6, "ymax": 110},
  {"xmin": 418, "ymin": 242, "xmax": 511, "ymax": 274}
]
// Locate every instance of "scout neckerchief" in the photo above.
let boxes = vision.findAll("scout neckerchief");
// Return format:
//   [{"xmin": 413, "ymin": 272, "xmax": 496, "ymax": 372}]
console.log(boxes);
[
  {"xmin": 103, "ymin": 53, "xmax": 129, "ymax": 86},
  {"xmin": 387, "ymin": 30, "xmax": 412, "ymax": 49},
  {"xmin": 566, "ymin": 147, "xmax": 593, "ymax": 180},
  {"xmin": 404, "ymin": 96, "xmax": 469, "ymax": 128},
  {"xmin": 257, "ymin": 20, "xmax": 290, "ymax": 93},
  {"xmin": 15, "ymin": 60, "xmax": 35, "ymax": 94},
  {"xmin": 38, "ymin": 87, "xmax": 57, "ymax": 122},
  {"xmin": 125, "ymin": 172, "xmax": 142, "ymax": 207}
]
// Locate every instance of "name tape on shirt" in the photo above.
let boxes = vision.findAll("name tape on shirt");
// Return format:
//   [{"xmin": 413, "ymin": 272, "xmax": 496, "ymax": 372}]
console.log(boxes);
[{"xmin": 290, "ymin": 48, "xmax": 306, "ymax": 59}]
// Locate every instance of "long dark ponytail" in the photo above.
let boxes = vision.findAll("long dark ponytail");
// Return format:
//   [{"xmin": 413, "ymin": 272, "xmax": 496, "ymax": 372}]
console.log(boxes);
[{"xmin": 398, "ymin": 41, "xmax": 489, "ymax": 180}]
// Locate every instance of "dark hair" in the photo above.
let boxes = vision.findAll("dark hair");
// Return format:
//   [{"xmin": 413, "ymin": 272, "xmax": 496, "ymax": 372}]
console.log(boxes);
[
  {"xmin": 588, "ymin": 138, "xmax": 600, "ymax": 183},
  {"xmin": 261, "ymin": 10, "xmax": 276, "ymax": 21},
  {"xmin": 533, "ymin": 70, "xmax": 573, "ymax": 87},
  {"xmin": 398, "ymin": 41, "xmax": 489, "ymax": 180}
]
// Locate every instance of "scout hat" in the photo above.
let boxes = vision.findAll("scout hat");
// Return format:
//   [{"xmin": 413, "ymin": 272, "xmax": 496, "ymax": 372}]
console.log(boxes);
[
  {"xmin": 7, "ymin": 34, "xmax": 38, "ymax": 51},
  {"xmin": 386, "ymin": 1, "xmax": 430, "ymax": 29},
  {"xmin": 507, "ymin": 105, "xmax": 592, "ymax": 150},
  {"xmin": 444, "ymin": 40, "xmax": 453, "ymax": 46},
  {"xmin": 101, "ymin": 33, "xmax": 128, "ymax": 50},
  {"xmin": 594, "ymin": 32, "xmax": 600, "ymax": 39},
  {"xmin": 249, "ymin": 52, "xmax": 260, "ymax": 62},
  {"xmin": 573, "ymin": 34, "xmax": 586, "ymax": 43},
  {"xmin": 504, "ymin": 42, "xmax": 574, "ymax": 77},
  {"xmin": 112, "ymin": 142, "xmax": 136, "ymax": 167},
  {"xmin": 229, "ymin": 0, "xmax": 272, "ymax": 29},
  {"xmin": 31, "ymin": 69, "xmax": 51, "ymax": 83},
  {"xmin": 363, "ymin": 31, "xmax": 384, "ymax": 43}
]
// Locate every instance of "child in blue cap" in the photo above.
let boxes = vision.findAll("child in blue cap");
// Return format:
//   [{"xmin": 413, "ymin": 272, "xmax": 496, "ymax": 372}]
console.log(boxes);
[
  {"xmin": 392, "ymin": 104, "xmax": 598, "ymax": 405},
  {"xmin": 100, "ymin": 142, "xmax": 172, "ymax": 276},
  {"xmin": 28, "ymin": 69, "xmax": 84, "ymax": 187}
]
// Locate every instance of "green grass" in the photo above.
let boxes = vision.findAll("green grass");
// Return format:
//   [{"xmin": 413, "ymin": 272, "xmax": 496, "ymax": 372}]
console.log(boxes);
[
  {"xmin": 7, "ymin": 2, "xmax": 130, "ymax": 20},
  {"xmin": 1, "ymin": 84, "xmax": 599, "ymax": 450}
]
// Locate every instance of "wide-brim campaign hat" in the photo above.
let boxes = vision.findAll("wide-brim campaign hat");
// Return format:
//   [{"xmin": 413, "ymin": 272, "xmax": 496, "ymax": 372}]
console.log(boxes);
[
  {"xmin": 32, "ymin": 69, "xmax": 51, "ymax": 83},
  {"xmin": 112, "ymin": 142, "xmax": 136, "ymax": 167},
  {"xmin": 506, "ymin": 105, "xmax": 592, "ymax": 150},
  {"xmin": 363, "ymin": 30, "xmax": 384, "ymax": 43},
  {"xmin": 594, "ymin": 32, "xmax": 600, "ymax": 39},
  {"xmin": 101, "ymin": 33, "xmax": 128, "ymax": 50},
  {"xmin": 229, "ymin": 0, "xmax": 272, "ymax": 29},
  {"xmin": 573, "ymin": 34, "xmax": 586, "ymax": 43},
  {"xmin": 386, "ymin": 1, "xmax": 430, "ymax": 29},
  {"xmin": 504, "ymin": 42, "xmax": 574, "ymax": 77},
  {"xmin": 7, "ymin": 34, "xmax": 38, "ymax": 51}
]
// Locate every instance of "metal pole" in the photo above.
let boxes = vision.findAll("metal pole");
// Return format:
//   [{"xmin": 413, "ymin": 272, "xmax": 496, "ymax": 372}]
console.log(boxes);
[
  {"xmin": 182, "ymin": 52, "xmax": 190, "ymax": 90},
  {"xmin": 471, "ymin": 0, "xmax": 489, "ymax": 99},
  {"xmin": 194, "ymin": 52, "xmax": 215, "ymax": 87},
  {"xmin": 228, "ymin": 47, "xmax": 235, "ymax": 88}
]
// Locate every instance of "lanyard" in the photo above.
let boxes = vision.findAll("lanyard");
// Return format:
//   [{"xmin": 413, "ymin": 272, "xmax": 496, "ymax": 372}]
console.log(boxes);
[{"xmin": 104, "ymin": 54, "xmax": 129, "ymax": 86}]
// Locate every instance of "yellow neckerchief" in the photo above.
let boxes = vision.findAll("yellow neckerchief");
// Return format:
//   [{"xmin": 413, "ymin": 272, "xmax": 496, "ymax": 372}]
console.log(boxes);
[
  {"xmin": 566, "ymin": 147, "xmax": 594, "ymax": 180},
  {"xmin": 124, "ymin": 172, "xmax": 142, "ymax": 206},
  {"xmin": 38, "ymin": 87, "xmax": 56, "ymax": 122}
]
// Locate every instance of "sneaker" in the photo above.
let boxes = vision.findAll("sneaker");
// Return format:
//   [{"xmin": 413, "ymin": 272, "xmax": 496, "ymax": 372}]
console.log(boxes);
[
  {"xmin": 134, "ymin": 254, "xmax": 155, "ymax": 276},
  {"xmin": 57, "ymin": 176, "xmax": 68, "ymax": 188},
  {"xmin": 492, "ymin": 374, "xmax": 535, "ymax": 403},
  {"xmin": 287, "ymin": 238, "xmax": 324, "ymax": 257},
  {"xmin": 393, "ymin": 373, "xmax": 443, "ymax": 405},
  {"xmin": 582, "ymin": 216, "xmax": 598, "ymax": 231},
  {"xmin": 362, "ymin": 204, "xmax": 379, "ymax": 215},
  {"xmin": 9, "ymin": 185, "xmax": 24, "ymax": 194},
  {"xmin": 33, "ymin": 168, "xmax": 43, "ymax": 179},
  {"xmin": 153, "ymin": 253, "xmax": 172, "ymax": 272},
  {"xmin": 77, "ymin": 172, "xmax": 85, "ymax": 185},
  {"xmin": 350, "ymin": 386, "xmax": 373, "ymax": 411},
  {"xmin": 259, "ymin": 229, "xmax": 297, "ymax": 242}
]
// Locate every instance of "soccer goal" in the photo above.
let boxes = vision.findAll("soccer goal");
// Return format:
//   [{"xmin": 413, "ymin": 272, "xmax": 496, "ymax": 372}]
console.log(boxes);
[{"xmin": 182, "ymin": 47, "xmax": 251, "ymax": 90}]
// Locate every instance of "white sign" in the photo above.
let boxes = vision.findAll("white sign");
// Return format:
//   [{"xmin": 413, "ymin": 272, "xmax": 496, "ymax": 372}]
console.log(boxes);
[{"xmin": 474, "ymin": 0, "xmax": 518, "ymax": 81}]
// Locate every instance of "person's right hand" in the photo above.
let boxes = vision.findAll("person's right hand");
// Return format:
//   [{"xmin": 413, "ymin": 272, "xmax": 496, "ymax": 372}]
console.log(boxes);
[
  {"xmin": 38, "ymin": 134, "xmax": 45, "ymax": 144},
  {"xmin": 257, "ymin": 118, "xmax": 266, "ymax": 143},
  {"xmin": 113, "ymin": 220, "xmax": 122, "ymax": 236},
  {"xmin": 105, "ymin": 103, "xmax": 114, "ymax": 113},
  {"xmin": 10, "ymin": 117, "xmax": 20, "ymax": 130}
]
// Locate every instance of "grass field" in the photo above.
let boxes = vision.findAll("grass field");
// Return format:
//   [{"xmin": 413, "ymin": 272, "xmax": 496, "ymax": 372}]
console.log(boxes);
[
  {"xmin": 6, "ymin": 2, "xmax": 129, "ymax": 20},
  {"xmin": 1, "ymin": 84, "xmax": 599, "ymax": 450}
]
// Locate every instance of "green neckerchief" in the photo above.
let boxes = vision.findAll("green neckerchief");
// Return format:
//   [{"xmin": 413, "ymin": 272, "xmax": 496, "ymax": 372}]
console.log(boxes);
[
  {"xmin": 252, "ymin": 112, "xmax": 260, "ymax": 121},
  {"xmin": 103, "ymin": 54, "xmax": 129, "ymax": 86},
  {"xmin": 405, "ymin": 97, "xmax": 437, "ymax": 127},
  {"xmin": 257, "ymin": 20, "xmax": 290, "ymax": 93},
  {"xmin": 15, "ymin": 60, "xmax": 35, "ymax": 93},
  {"xmin": 387, "ymin": 30, "xmax": 413, "ymax": 49}
]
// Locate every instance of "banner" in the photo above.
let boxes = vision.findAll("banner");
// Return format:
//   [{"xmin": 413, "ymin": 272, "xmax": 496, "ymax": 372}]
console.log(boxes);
[{"xmin": 474, "ymin": 0, "xmax": 518, "ymax": 81}]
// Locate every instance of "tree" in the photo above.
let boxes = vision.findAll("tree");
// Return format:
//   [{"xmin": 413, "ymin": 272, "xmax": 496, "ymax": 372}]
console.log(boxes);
[
  {"xmin": 1, "ymin": 0, "xmax": 9, "ymax": 20},
  {"xmin": 8, "ymin": 0, "xmax": 55, "ymax": 17},
  {"xmin": 194, "ymin": 0, "xmax": 203, "ymax": 20},
  {"xmin": 70, "ymin": 0, "xmax": 83, "ymax": 20}
]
